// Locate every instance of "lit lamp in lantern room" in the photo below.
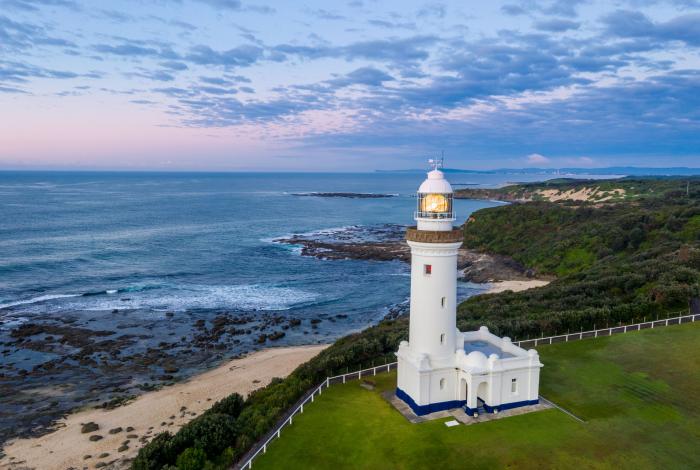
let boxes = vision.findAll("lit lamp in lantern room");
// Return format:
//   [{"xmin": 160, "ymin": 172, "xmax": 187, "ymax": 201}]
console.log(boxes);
[{"xmin": 415, "ymin": 159, "xmax": 455, "ymax": 231}]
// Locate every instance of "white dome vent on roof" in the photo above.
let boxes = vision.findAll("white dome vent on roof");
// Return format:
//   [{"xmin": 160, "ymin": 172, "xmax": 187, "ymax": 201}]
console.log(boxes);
[
  {"xmin": 464, "ymin": 350, "xmax": 488, "ymax": 368},
  {"xmin": 418, "ymin": 169, "xmax": 453, "ymax": 194}
]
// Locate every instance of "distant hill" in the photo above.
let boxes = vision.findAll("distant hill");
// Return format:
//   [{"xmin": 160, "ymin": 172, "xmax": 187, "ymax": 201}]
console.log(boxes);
[
  {"xmin": 377, "ymin": 167, "xmax": 700, "ymax": 176},
  {"xmin": 455, "ymin": 176, "xmax": 700, "ymax": 203}
]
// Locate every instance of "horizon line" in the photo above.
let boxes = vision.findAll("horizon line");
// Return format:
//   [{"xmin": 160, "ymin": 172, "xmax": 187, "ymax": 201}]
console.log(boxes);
[{"xmin": 1, "ymin": 166, "xmax": 700, "ymax": 174}]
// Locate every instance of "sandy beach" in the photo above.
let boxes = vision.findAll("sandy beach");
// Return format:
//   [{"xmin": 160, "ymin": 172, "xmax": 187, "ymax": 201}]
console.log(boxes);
[
  {"xmin": 486, "ymin": 279, "xmax": 550, "ymax": 294},
  {"xmin": 0, "ymin": 344, "xmax": 327, "ymax": 470}
]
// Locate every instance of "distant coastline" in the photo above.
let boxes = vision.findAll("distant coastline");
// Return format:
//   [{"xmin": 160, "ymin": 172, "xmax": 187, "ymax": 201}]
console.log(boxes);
[{"xmin": 376, "ymin": 166, "xmax": 700, "ymax": 176}]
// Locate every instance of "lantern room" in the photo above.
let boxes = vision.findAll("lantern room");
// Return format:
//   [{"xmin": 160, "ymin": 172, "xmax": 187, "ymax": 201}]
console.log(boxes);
[{"xmin": 415, "ymin": 167, "xmax": 455, "ymax": 230}]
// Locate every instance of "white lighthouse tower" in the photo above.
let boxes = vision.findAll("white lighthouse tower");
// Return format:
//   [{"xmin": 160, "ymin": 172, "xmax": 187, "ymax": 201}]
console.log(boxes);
[
  {"xmin": 396, "ymin": 161, "xmax": 543, "ymax": 416},
  {"xmin": 407, "ymin": 160, "xmax": 461, "ymax": 370}
]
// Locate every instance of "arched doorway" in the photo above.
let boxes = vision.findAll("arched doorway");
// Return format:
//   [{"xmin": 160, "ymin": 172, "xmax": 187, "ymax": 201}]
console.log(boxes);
[
  {"xmin": 477, "ymin": 381, "xmax": 489, "ymax": 403},
  {"xmin": 459, "ymin": 378, "xmax": 468, "ymax": 401}
]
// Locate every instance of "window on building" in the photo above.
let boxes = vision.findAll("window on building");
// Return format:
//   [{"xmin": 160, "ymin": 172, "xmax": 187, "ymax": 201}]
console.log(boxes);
[
  {"xmin": 440, "ymin": 333, "xmax": 445, "ymax": 345},
  {"xmin": 424, "ymin": 264, "xmax": 432, "ymax": 275},
  {"xmin": 511, "ymin": 378, "xmax": 518, "ymax": 393},
  {"xmin": 440, "ymin": 378, "xmax": 445, "ymax": 389},
  {"xmin": 441, "ymin": 296, "xmax": 446, "ymax": 307}
]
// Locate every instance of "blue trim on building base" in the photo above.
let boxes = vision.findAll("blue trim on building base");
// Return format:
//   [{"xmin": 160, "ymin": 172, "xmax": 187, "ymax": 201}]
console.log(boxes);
[
  {"xmin": 395, "ymin": 388, "xmax": 466, "ymax": 416},
  {"xmin": 395, "ymin": 388, "xmax": 539, "ymax": 417},
  {"xmin": 482, "ymin": 398, "xmax": 540, "ymax": 414}
]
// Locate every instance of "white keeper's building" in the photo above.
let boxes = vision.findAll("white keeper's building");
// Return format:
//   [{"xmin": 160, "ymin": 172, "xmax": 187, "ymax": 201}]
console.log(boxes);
[{"xmin": 396, "ymin": 165, "xmax": 543, "ymax": 416}]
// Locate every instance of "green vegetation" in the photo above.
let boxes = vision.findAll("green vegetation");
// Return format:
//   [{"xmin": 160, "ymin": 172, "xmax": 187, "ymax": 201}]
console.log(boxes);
[
  {"xmin": 133, "ymin": 323, "xmax": 407, "ymax": 470},
  {"xmin": 254, "ymin": 322, "xmax": 700, "ymax": 470},
  {"xmin": 132, "ymin": 395, "xmax": 243, "ymax": 470},
  {"xmin": 462, "ymin": 198, "xmax": 700, "ymax": 276},
  {"xmin": 455, "ymin": 176, "xmax": 700, "ymax": 203},
  {"xmin": 458, "ymin": 196, "xmax": 700, "ymax": 340},
  {"xmin": 134, "ymin": 177, "xmax": 700, "ymax": 469}
]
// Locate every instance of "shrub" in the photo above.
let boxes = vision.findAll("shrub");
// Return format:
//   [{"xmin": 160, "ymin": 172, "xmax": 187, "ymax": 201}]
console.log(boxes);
[
  {"xmin": 170, "ymin": 413, "xmax": 237, "ymax": 458},
  {"xmin": 206, "ymin": 393, "xmax": 244, "ymax": 419},
  {"xmin": 176, "ymin": 447, "xmax": 206, "ymax": 470},
  {"xmin": 132, "ymin": 432, "xmax": 174, "ymax": 470}
]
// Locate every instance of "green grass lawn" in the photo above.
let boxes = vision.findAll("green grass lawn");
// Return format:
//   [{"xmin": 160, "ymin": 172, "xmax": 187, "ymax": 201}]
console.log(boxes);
[{"xmin": 254, "ymin": 322, "xmax": 700, "ymax": 469}]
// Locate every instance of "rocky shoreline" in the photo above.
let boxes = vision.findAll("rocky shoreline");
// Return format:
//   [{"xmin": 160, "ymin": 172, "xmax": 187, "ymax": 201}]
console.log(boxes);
[
  {"xmin": 0, "ymin": 224, "xmax": 540, "ymax": 452},
  {"xmin": 1, "ymin": 345, "xmax": 327, "ymax": 470},
  {"xmin": 275, "ymin": 226, "xmax": 538, "ymax": 283},
  {"xmin": 0, "ymin": 309, "xmax": 330, "ymax": 447}
]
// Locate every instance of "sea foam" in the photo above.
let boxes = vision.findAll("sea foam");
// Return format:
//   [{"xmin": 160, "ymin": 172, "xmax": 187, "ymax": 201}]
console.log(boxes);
[
  {"xmin": 60, "ymin": 284, "xmax": 320, "ymax": 312},
  {"xmin": 0, "ymin": 294, "xmax": 81, "ymax": 310}
]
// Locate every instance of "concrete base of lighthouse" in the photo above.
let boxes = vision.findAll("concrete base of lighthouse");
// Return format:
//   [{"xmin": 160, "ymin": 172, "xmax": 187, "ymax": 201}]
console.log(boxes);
[{"xmin": 396, "ymin": 326, "xmax": 543, "ymax": 416}]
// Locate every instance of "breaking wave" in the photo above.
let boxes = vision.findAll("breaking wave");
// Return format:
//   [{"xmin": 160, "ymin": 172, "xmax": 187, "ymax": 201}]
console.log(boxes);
[
  {"xmin": 0, "ymin": 284, "xmax": 320, "ymax": 313},
  {"xmin": 269, "ymin": 224, "xmax": 406, "ymax": 245},
  {"xmin": 0, "ymin": 294, "xmax": 80, "ymax": 310}
]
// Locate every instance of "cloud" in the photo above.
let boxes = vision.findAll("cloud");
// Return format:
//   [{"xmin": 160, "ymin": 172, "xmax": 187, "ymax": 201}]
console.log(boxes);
[
  {"xmin": 0, "ymin": 60, "xmax": 78, "ymax": 82},
  {"xmin": 190, "ymin": 0, "xmax": 275, "ymax": 13},
  {"xmin": 603, "ymin": 10, "xmax": 700, "ymax": 45},
  {"xmin": 527, "ymin": 153, "xmax": 550, "ymax": 164},
  {"xmin": 93, "ymin": 40, "xmax": 179, "ymax": 60},
  {"xmin": 244, "ymin": 4, "xmax": 275, "ymax": 14},
  {"xmin": 94, "ymin": 43, "xmax": 161, "ymax": 56},
  {"xmin": 326, "ymin": 66, "xmax": 394, "ymax": 87},
  {"xmin": 197, "ymin": 85, "xmax": 238, "ymax": 95},
  {"xmin": 160, "ymin": 61, "xmax": 189, "ymax": 71},
  {"xmin": 0, "ymin": 84, "xmax": 28, "ymax": 93},
  {"xmin": 273, "ymin": 35, "xmax": 437, "ymax": 64},
  {"xmin": 200, "ymin": 76, "xmax": 233, "ymax": 86},
  {"xmin": 501, "ymin": 4, "xmax": 527, "ymax": 16},
  {"xmin": 94, "ymin": 39, "xmax": 264, "ymax": 69},
  {"xmin": 98, "ymin": 9, "xmax": 134, "ymax": 23},
  {"xmin": 417, "ymin": 3, "xmax": 447, "ymax": 19},
  {"xmin": 132, "ymin": 69, "xmax": 176, "ymax": 81},
  {"xmin": 288, "ymin": 68, "xmax": 700, "ymax": 164},
  {"xmin": 0, "ymin": 0, "xmax": 79, "ymax": 12},
  {"xmin": 153, "ymin": 21, "xmax": 700, "ymax": 135},
  {"xmin": 192, "ymin": 0, "xmax": 242, "ymax": 9},
  {"xmin": 500, "ymin": 0, "xmax": 587, "ymax": 18},
  {"xmin": 185, "ymin": 44, "xmax": 264, "ymax": 66},
  {"xmin": 3, "ymin": 0, "xmax": 699, "ymax": 168},
  {"xmin": 0, "ymin": 14, "xmax": 76, "ymax": 51},
  {"xmin": 542, "ymin": 0, "xmax": 587, "ymax": 17},
  {"xmin": 309, "ymin": 9, "xmax": 346, "ymax": 20},
  {"xmin": 534, "ymin": 18, "xmax": 580, "ymax": 31},
  {"xmin": 368, "ymin": 19, "xmax": 416, "ymax": 30}
]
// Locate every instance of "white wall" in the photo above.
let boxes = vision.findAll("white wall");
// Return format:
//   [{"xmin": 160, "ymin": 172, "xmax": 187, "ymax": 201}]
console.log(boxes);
[
  {"xmin": 407, "ymin": 240, "xmax": 461, "ymax": 361},
  {"xmin": 426, "ymin": 368, "xmax": 458, "ymax": 404}
]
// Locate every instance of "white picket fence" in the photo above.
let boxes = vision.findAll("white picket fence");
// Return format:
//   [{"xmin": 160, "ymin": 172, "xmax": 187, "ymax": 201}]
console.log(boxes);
[
  {"xmin": 236, "ymin": 310, "xmax": 698, "ymax": 469},
  {"xmin": 237, "ymin": 362, "xmax": 398, "ymax": 469},
  {"xmin": 514, "ymin": 310, "xmax": 698, "ymax": 349}
]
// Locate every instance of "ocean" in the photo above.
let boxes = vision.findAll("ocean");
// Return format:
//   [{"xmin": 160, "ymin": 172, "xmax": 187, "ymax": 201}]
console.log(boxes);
[{"xmin": 0, "ymin": 170, "xmax": 546, "ymax": 441}]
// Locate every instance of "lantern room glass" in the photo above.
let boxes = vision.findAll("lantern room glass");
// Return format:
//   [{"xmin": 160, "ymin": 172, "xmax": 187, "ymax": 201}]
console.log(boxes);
[{"xmin": 416, "ymin": 193, "xmax": 454, "ymax": 219}]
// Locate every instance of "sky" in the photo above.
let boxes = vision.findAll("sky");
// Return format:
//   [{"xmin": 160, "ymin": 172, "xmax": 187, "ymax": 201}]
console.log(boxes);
[{"xmin": 0, "ymin": 0, "xmax": 699, "ymax": 171}]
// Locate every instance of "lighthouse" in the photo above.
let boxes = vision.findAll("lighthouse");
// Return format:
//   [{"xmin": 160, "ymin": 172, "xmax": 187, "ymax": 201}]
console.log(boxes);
[
  {"xmin": 407, "ymin": 162, "xmax": 462, "ymax": 364},
  {"xmin": 396, "ymin": 161, "xmax": 543, "ymax": 417}
]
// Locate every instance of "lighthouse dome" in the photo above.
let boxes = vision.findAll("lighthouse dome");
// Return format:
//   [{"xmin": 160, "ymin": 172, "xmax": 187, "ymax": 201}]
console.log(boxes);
[{"xmin": 418, "ymin": 169, "xmax": 453, "ymax": 194}]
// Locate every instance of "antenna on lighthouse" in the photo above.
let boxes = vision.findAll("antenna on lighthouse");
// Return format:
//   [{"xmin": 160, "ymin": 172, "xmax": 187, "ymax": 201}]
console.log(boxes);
[{"xmin": 428, "ymin": 153, "xmax": 444, "ymax": 171}]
